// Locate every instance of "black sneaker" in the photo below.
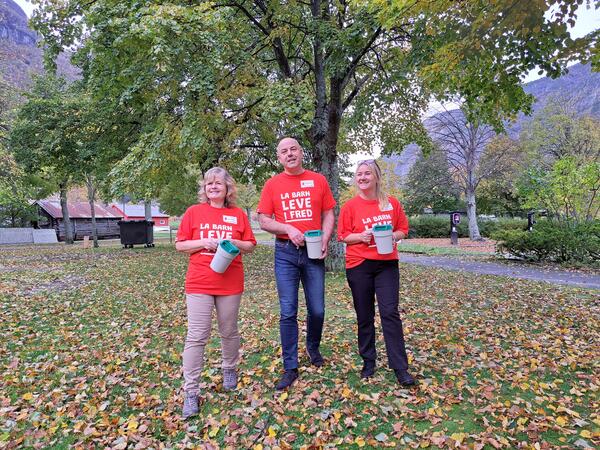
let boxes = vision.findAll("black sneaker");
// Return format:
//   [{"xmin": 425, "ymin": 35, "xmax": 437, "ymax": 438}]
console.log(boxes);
[
  {"xmin": 275, "ymin": 369, "xmax": 298, "ymax": 390},
  {"xmin": 307, "ymin": 349, "xmax": 324, "ymax": 367},
  {"xmin": 360, "ymin": 363, "xmax": 376, "ymax": 379},
  {"xmin": 394, "ymin": 369, "xmax": 416, "ymax": 386}
]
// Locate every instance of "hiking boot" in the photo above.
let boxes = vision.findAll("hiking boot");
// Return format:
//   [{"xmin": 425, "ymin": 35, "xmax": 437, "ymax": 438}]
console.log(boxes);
[
  {"xmin": 223, "ymin": 368, "xmax": 238, "ymax": 391},
  {"xmin": 394, "ymin": 369, "xmax": 416, "ymax": 386},
  {"xmin": 275, "ymin": 369, "xmax": 298, "ymax": 390},
  {"xmin": 360, "ymin": 362, "xmax": 376, "ymax": 379},
  {"xmin": 307, "ymin": 348, "xmax": 324, "ymax": 367},
  {"xmin": 182, "ymin": 392, "xmax": 199, "ymax": 419}
]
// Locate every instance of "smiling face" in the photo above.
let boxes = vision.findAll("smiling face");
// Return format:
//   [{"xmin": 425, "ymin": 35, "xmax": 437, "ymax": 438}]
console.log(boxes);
[
  {"xmin": 355, "ymin": 163, "xmax": 377, "ymax": 195},
  {"xmin": 277, "ymin": 138, "xmax": 304, "ymax": 174},
  {"xmin": 204, "ymin": 175, "xmax": 227, "ymax": 204}
]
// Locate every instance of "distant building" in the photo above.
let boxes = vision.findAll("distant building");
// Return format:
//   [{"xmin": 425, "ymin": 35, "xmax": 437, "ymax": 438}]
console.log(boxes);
[
  {"xmin": 34, "ymin": 200, "xmax": 122, "ymax": 241},
  {"xmin": 109, "ymin": 203, "xmax": 170, "ymax": 231}
]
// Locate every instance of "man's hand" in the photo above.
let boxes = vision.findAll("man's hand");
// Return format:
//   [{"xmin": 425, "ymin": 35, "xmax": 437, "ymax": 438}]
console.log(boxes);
[
  {"xmin": 287, "ymin": 225, "xmax": 305, "ymax": 247},
  {"xmin": 319, "ymin": 239, "xmax": 329, "ymax": 259}
]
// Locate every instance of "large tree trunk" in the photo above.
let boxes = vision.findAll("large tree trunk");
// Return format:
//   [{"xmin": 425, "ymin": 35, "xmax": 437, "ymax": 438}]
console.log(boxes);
[
  {"xmin": 307, "ymin": 79, "xmax": 345, "ymax": 272},
  {"xmin": 466, "ymin": 186, "xmax": 482, "ymax": 240},
  {"xmin": 59, "ymin": 182, "xmax": 74, "ymax": 244},
  {"xmin": 86, "ymin": 174, "xmax": 99, "ymax": 248}
]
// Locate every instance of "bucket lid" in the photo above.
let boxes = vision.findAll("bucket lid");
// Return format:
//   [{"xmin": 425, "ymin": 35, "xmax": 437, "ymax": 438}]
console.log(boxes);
[
  {"xmin": 372, "ymin": 224, "xmax": 392, "ymax": 232},
  {"xmin": 219, "ymin": 239, "xmax": 240, "ymax": 255},
  {"xmin": 304, "ymin": 230, "xmax": 323, "ymax": 237}
]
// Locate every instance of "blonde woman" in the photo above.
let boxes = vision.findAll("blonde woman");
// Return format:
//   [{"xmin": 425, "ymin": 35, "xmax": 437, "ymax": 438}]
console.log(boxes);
[
  {"xmin": 176, "ymin": 167, "xmax": 256, "ymax": 418},
  {"xmin": 337, "ymin": 159, "xmax": 415, "ymax": 386}
]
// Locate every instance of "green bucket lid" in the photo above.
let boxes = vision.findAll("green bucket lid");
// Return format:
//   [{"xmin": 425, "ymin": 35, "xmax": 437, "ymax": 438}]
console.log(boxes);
[
  {"xmin": 372, "ymin": 224, "xmax": 392, "ymax": 232},
  {"xmin": 219, "ymin": 239, "xmax": 240, "ymax": 255},
  {"xmin": 304, "ymin": 230, "xmax": 323, "ymax": 237}
]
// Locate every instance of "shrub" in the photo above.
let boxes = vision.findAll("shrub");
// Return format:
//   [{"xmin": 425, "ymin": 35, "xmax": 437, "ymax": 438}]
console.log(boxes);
[
  {"xmin": 476, "ymin": 218, "xmax": 527, "ymax": 236},
  {"xmin": 408, "ymin": 215, "xmax": 467, "ymax": 238},
  {"xmin": 493, "ymin": 219, "xmax": 600, "ymax": 264}
]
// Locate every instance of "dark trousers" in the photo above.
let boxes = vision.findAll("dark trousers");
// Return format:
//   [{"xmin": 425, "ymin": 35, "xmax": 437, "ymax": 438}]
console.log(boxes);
[{"xmin": 346, "ymin": 259, "xmax": 409, "ymax": 370}]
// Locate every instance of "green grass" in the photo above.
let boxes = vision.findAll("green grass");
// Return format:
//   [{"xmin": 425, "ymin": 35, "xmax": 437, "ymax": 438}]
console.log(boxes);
[
  {"xmin": 397, "ymin": 241, "xmax": 493, "ymax": 256},
  {"xmin": 0, "ymin": 244, "xmax": 598, "ymax": 448}
]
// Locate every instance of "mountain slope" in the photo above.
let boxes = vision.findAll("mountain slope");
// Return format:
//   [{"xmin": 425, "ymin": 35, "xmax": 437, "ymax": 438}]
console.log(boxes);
[
  {"xmin": 0, "ymin": 0, "xmax": 78, "ymax": 89},
  {"xmin": 385, "ymin": 63, "xmax": 600, "ymax": 179}
]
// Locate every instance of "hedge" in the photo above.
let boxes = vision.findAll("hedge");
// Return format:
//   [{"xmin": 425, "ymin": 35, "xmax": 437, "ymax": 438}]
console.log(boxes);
[
  {"xmin": 493, "ymin": 220, "xmax": 600, "ymax": 264},
  {"xmin": 407, "ymin": 216, "xmax": 526, "ymax": 239}
]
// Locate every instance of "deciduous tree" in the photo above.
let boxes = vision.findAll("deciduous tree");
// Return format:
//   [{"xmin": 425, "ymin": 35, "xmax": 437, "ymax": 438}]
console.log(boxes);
[
  {"xmin": 404, "ymin": 146, "xmax": 463, "ymax": 215},
  {"xmin": 518, "ymin": 99, "xmax": 600, "ymax": 221}
]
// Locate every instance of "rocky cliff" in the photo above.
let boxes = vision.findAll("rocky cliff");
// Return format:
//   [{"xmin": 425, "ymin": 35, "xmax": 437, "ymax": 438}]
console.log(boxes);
[
  {"xmin": 0, "ymin": 0, "xmax": 36, "ymax": 45},
  {"xmin": 0, "ymin": 0, "xmax": 78, "ymax": 89}
]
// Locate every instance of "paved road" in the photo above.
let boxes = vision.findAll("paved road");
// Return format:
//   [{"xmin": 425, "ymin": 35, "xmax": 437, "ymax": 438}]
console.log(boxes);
[{"xmin": 399, "ymin": 254, "xmax": 600, "ymax": 290}]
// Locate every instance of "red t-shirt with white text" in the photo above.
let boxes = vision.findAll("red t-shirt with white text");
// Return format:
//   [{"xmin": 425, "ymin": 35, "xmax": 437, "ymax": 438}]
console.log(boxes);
[
  {"xmin": 257, "ymin": 170, "xmax": 336, "ymax": 239},
  {"xmin": 337, "ymin": 195, "xmax": 409, "ymax": 269},
  {"xmin": 177, "ymin": 203, "xmax": 256, "ymax": 295}
]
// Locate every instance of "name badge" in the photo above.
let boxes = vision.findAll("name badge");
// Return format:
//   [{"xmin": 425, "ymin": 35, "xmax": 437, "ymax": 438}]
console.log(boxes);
[
  {"xmin": 381, "ymin": 204, "xmax": 394, "ymax": 212},
  {"xmin": 301, "ymin": 179, "xmax": 315, "ymax": 188},
  {"xmin": 223, "ymin": 215, "xmax": 238, "ymax": 224}
]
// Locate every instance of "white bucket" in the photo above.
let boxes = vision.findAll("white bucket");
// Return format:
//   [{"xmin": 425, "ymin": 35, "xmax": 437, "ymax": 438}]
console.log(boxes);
[
  {"xmin": 372, "ymin": 225, "xmax": 394, "ymax": 255},
  {"xmin": 304, "ymin": 230, "xmax": 323, "ymax": 259},
  {"xmin": 210, "ymin": 240, "xmax": 240, "ymax": 273}
]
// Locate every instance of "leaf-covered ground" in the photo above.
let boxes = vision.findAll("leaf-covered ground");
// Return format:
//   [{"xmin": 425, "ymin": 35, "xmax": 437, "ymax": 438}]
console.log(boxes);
[{"xmin": 1, "ymin": 244, "xmax": 598, "ymax": 449}]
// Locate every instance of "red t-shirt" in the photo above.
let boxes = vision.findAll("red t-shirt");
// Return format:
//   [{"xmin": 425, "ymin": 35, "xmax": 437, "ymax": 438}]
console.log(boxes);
[
  {"xmin": 176, "ymin": 203, "xmax": 256, "ymax": 295},
  {"xmin": 257, "ymin": 169, "xmax": 336, "ymax": 239},
  {"xmin": 337, "ymin": 195, "xmax": 409, "ymax": 269}
]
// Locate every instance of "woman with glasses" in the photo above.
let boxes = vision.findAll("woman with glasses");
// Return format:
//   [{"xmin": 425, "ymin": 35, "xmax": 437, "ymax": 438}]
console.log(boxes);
[
  {"xmin": 337, "ymin": 159, "xmax": 416, "ymax": 386},
  {"xmin": 176, "ymin": 167, "xmax": 257, "ymax": 419}
]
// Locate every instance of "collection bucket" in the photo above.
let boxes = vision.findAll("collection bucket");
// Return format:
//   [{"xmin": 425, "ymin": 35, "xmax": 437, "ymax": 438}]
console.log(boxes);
[
  {"xmin": 372, "ymin": 224, "xmax": 394, "ymax": 254},
  {"xmin": 304, "ymin": 230, "xmax": 323, "ymax": 259},
  {"xmin": 210, "ymin": 239, "xmax": 240, "ymax": 273}
]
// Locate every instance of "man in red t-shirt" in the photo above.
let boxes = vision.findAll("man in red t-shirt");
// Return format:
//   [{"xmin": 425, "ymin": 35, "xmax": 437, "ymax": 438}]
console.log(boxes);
[{"xmin": 257, "ymin": 137, "xmax": 336, "ymax": 390}]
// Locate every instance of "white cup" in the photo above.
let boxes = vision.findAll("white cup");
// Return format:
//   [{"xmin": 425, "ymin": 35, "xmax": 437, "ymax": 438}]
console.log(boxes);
[
  {"xmin": 210, "ymin": 240, "xmax": 240, "ymax": 273},
  {"xmin": 304, "ymin": 230, "xmax": 323, "ymax": 259},
  {"xmin": 372, "ymin": 225, "xmax": 394, "ymax": 254}
]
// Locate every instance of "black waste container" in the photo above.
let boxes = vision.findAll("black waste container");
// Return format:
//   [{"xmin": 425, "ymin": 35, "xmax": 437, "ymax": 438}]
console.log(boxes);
[{"xmin": 119, "ymin": 220, "xmax": 155, "ymax": 248}]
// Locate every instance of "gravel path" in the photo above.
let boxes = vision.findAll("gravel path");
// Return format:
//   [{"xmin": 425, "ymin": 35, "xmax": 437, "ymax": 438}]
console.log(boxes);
[{"xmin": 399, "ymin": 254, "xmax": 600, "ymax": 290}]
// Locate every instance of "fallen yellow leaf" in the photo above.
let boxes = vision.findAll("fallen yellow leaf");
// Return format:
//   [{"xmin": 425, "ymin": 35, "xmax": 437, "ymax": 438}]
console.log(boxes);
[{"xmin": 450, "ymin": 433, "xmax": 466, "ymax": 444}]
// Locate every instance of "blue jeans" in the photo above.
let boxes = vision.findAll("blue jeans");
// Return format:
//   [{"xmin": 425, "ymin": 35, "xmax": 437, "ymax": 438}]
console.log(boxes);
[{"xmin": 274, "ymin": 239, "xmax": 325, "ymax": 370}]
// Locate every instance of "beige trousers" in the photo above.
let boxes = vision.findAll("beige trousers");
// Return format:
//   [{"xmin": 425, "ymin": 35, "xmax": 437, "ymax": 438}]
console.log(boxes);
[{"xmin": 182, "ymin": 293, "xmax": 242, "ymax": 395}]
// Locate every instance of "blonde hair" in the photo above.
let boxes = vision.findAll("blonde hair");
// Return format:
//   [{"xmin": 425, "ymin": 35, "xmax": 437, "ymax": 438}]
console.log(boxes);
[
  {"xmin": 355, "ymin": 159, "xmax": 390, "ymax": 211},
  {"xmin": 199, "ymin": 167, "xmax": 237, "ymax": 207}
]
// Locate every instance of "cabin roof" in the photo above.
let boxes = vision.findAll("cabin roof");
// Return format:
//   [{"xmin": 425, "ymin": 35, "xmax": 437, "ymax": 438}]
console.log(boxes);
[{"xmin": 36, "ymin": 201, "xmax": 123, "ymax": 219}]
